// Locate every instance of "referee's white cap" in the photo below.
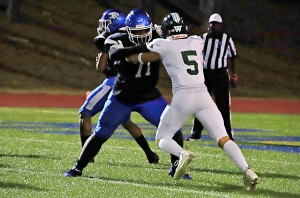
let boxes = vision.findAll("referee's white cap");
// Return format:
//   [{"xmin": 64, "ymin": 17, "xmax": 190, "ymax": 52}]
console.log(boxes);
[{"xmin": 209, "ymin": 13, "xmax": 222, "ymax": 23}]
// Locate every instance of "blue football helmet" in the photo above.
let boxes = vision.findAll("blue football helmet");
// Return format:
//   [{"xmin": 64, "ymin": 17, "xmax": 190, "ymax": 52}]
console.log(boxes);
[
  {"xmin": 97, "ymin": 9, "xmax": 126, "ymax": 35},
  {"xmin": 125, "ymin": 9, "xmax": 153, "ymax": 44}
]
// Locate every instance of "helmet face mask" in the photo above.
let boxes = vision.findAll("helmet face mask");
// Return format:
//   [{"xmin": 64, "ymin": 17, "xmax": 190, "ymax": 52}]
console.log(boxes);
[
  {"xmin": 126, "ymin": 26, "xmax": 152, "ymax": 45},
  {"xmin": 125, "ymin": 9, "xmax": 153, "ymax": 45},
  {"xmin": 97, "ymin": 19, "xmax": 112, "ymax": 34},
  {"xmin": 161, "ymin": 13, "xmax": 188, "ymax": 39},
  {"xmin": 97, "ymin": 9, "xmax": 126, "ymax": 35}
]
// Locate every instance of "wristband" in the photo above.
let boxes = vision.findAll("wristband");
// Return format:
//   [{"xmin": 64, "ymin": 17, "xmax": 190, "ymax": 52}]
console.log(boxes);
[{"xmin": 138, "ymin": 53, "xmax": 144, "ymax": 64}]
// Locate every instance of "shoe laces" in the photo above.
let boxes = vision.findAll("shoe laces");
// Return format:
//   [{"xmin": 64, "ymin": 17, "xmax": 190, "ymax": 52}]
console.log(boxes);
[{"xmin": 173, "ymin": 160, "xmax": 179, "ymax": 167}]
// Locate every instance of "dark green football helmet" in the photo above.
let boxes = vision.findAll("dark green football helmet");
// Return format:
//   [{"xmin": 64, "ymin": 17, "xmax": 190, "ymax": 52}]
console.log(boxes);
[{"xmin": 161, "ymin": 12, "xmax": 188, "ymax": 39}]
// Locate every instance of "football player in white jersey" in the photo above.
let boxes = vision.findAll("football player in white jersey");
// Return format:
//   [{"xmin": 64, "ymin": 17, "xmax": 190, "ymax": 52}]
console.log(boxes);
[{"xmin": 126, "ymin": 12, "xmax": 259, "ymax": 190}]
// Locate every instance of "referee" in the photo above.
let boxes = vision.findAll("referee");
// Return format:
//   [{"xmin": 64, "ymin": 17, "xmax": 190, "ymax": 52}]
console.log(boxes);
[{"xmin": 186, "ymin": 13, "xmax": 237, "ymax": 141}]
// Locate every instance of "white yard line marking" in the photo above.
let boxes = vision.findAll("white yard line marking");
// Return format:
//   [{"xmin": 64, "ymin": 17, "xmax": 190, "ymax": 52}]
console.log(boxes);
[
  {"xmin": 2, "ymin": 167, "xmax": 230, "ymax": 197},
  {"xmin": 0, "ymin": 136, "xmax": 299, "ymax": 165}
]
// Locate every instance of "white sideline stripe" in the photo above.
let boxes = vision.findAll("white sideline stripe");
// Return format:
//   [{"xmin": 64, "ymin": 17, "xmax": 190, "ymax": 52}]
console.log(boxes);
[
  {"xmin": 2, "ymin": 168, "xmax": 229, "ymax": 197},
  {"xmin": 1, "ymin": 136, "xmax": 298, "ymax": 166}
]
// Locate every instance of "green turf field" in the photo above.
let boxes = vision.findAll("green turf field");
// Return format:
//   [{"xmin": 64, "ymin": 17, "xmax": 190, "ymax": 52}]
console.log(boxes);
[{"xmin": 1, "ymin": 107, "xmax": 300, "ymax": 198}]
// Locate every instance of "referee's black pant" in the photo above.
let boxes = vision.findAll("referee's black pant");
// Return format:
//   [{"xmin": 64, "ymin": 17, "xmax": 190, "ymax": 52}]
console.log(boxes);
[{"xmin": 192, "ymin": 68, "xmax": 234, "ymax": 140}]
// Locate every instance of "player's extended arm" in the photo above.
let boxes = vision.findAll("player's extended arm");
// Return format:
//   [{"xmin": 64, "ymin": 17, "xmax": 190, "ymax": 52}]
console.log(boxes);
[
  {"xmin": 228, "ymin": 57, "xmax": 236, "ymax": 74},
  {"xmin": 109, "ymin": 44, "xmax": 143, "ymax": 61},
  {"xmin": 126, "ymin": 52, "xmax": 161, "ymax": 64}
]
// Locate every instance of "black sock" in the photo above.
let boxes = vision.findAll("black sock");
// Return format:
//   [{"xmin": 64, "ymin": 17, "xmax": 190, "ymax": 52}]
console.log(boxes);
[
  {"xmin": 191, "ymin": 118, "xmax": 203, "ymax": 135},
  {"xmin": 135, "ymin": 135, "xmax": 152, "ymax": 153},
  {"xmin": 171, "ymin": 155, "xmax": 179, "ymax": 168},
  {"xmin": 76, "ymin": 134, "xmax": 107, "ymax": 170},
  {"xmin": 80, "ymin": 135, "xmax": 90, "ymax": 147}
]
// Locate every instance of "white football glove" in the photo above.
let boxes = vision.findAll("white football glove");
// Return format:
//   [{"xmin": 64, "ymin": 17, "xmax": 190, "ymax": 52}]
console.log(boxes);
[
  {"xmin": 154, "ymin": 24, "xmax": 162, "ymax": 38},
  {"xmin": 110, "ymin": 40, "xmax": 124, "ymax": 50},
  {"xmin": 95, "ymin": 53, "xmax": 101, "ymax": 70},
  {"xmin": 96, "ymin": 53, "xmax": 101, "ymax": 62}
]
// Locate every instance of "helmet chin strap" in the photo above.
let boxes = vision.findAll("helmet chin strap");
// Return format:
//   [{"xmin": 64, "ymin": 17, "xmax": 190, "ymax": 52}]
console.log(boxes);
[{"xmin": 167, "ymin": 34, "xmax": 188, "ymax": 40}]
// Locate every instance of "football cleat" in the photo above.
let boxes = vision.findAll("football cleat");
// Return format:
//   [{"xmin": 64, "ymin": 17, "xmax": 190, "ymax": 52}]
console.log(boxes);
[
  {"xmin": 169, "ymin": 166, "xmax": 193, "ymax": 180},
  {"xmin": 182, "ymin": 173, "xmax": 193, "ymax": 180},
  {"xmin": 173, "ymin": 150, "xmax": 195, "ymax": 179},
  {"xmin": 146, "ymin": 151, "xmax": 159, "ymax": 164},
  {"xmin": 185, "ymin": 132, "xmax": 202, "ymax": 141},
  {"xmin": 243, "ymin": 168, "xmax": 259, "ymax": 190},
  {"xmin": 63, "ymin": 168, "xmax": 82, "ymax": 177}
]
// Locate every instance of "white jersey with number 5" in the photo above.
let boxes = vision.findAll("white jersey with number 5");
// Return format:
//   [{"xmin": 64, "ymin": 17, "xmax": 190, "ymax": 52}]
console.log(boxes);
[{"xmin": 147, "ymin": 36, "xmax": 206, "ymax": 93}]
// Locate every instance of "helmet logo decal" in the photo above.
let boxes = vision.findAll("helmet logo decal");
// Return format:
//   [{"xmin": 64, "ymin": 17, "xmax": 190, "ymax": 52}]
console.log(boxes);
[
  {"xmin": 170, "ymin": 13, "xmax": 180, "ymax": 23},
  {"xmin": 108, "ymin": 12, "xmax": 120, "ymax": 20},
  {"xmin": 174, "ymin": 25, "xmax": 182, "ymax": 32}
]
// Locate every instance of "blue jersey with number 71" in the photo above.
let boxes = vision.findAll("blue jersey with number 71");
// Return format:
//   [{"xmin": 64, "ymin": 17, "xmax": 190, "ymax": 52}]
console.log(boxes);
[{"xmin": 104, "ymin": 31, "xmax": 162, "ymax": 104}]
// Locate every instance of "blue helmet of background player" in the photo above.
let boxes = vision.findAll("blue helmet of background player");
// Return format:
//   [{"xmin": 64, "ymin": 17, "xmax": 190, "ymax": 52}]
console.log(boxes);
[
  {"xmin": 97, "ymin": 9, "xmax": 126, "ymax": 35},
  {"xmin": 125, "ymin": 9, "xmax": 153, "ymax": 45},
  {"xmin": 161, "ymin": 12, "xmax": 188, "ymax": 39}
]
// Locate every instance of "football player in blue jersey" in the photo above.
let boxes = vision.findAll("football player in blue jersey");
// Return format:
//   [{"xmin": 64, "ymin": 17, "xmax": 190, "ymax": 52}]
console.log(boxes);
[
  {"xmin": 78, "ymin": 8, "xmax": 158, "ymax": 164},
  {"xmin": 64, "ymin": 9, "xmax": 190, "ymax": 180}
]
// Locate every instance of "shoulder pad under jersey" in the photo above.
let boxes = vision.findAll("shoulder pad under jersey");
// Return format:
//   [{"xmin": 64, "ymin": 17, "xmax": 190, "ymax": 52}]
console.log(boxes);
[{"xmin": 104, "ymin": 32, "xmax": 127, "ymax": 45}]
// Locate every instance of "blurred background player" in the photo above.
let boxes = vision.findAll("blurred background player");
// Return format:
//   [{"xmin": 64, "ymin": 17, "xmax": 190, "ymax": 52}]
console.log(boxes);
[
  {"xmin": 78, "ymin": 8, "xmax": 158, "ymax": 164},
  {"xmin": 126, "ymin": 12, "xmax": 258, "ymax": 190},
  {"xmin": 64, "ymin": 9, "xmax": 190, "ymax": 180},
  {"xmin": 186, "ymin": 13, "xmax": 237, "ymax": 141}
]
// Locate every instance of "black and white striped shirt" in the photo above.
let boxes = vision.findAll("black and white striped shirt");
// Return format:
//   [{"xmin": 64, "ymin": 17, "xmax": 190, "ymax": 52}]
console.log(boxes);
[{"xmin": 202, "ymin": 33, "xmax": 237, "ymax": 70}]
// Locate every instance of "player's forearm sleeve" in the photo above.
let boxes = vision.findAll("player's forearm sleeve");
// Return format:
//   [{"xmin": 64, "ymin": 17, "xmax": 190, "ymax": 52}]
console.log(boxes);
[
  {"xmin": 109, "ymin": 45, "xmax": 142, "ymax": 61},
  {"xmin": 94, "ymin": 37, "xmax": 106, "ymax": 51}
]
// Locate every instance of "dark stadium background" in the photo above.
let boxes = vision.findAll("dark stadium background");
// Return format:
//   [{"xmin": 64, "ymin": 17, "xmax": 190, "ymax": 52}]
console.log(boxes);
[{"xmin": 0, "ymin": 0, "xmax": 299, "ymax": 100}]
